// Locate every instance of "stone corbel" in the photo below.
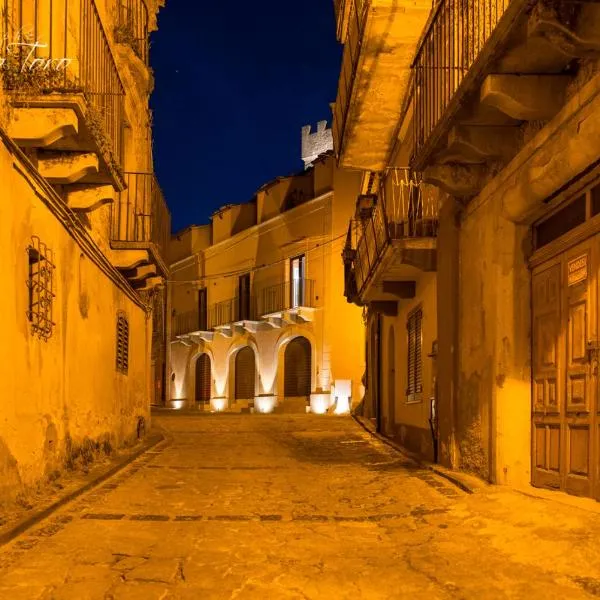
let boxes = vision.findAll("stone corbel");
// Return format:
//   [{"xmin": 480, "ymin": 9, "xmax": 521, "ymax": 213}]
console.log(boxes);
[
  {"xmin": 111, "ymin": 249, "xmax": 150, "ymax": 270},
  {"xmin": 126, "ymin": 264, "xmax": 157, "ymax": 283},
  {"xmin": 38, "ymin": 151, "xmax": 99, "ymax": 184},
  {"xmin": 135, "ymin": 276, "xmax": 163, "ymax": 292},
  {"xmin": 8, "ymin": 107, "xmax": 79, "ymax": 148},
  {"xmin": 422, "ymin": 164, "xmax": 487, "ymax": 197},
  {"xmin": 66, "ymin": 184, "xmax": 115, "ymax": 213},
  {"xmin": 528, "ymin": 0, "xmax": 600, "ymax": 59},
  {"xmin": 435, "ymin": 125, "xmax": 522, "ymax": 165},
  {"xmin": 480, "ymin": 74, "xmax": 572, "ymax": 121}
]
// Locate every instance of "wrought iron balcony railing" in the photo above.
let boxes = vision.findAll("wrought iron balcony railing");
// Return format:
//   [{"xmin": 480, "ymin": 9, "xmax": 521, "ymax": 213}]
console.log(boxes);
[
  {"xmin": 345, "ymin": 170, "xmax": 440, "ymax": 298},
  {"xmin": 2, "ymin": 0, "xmax": 126, "ymax": 170},
  {"xmin": 412, "ymin": 0, "xmax": 510, "ymax": 167},
  {"xmin": 209, "ymin": 296, "xmax": 256, "ymax": 329},
  {"xmin": 115, "ymin": 0, "xmax": 149, "ymax": 64},
  {"xmin": 111, "ymin": 172, "xmax": 172, "ymax": 261},
  {"xmin": 257, "ymin": 279, "xmax": 316, "ymax": 316},
  {"xmin": 172, "ymin": 310, "xmax": 207, "ymax": 338}
]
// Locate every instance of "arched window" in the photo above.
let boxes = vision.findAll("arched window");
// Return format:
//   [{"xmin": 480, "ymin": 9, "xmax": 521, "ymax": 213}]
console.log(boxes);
[{"xmin": 284, "ymin": 337, "xmax": 311, "ymax": 397}]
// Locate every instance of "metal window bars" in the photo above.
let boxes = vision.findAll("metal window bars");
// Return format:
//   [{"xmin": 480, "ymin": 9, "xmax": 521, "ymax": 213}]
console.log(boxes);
[
  {"xmin": 2, "ymin": 0, "xmax": 126, "ymax": 170},
  {"xmin": 26, "ymin": 236, "xmax": 56, "ymax": 341},
  {"xmin": 116, "ymin": 312, "xmax": 129, "ymax": 374}
]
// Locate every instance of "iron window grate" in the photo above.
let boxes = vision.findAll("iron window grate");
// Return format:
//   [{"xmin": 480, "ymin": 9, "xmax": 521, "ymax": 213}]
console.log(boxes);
[
  {"xmin": 407, "ymin": 308, "xmax": 423, "ymax": 401},
  {"xmin": 116, "ymin": 313, "xmax": 129, "ymax": 374},
  {"xmin": 27, "ymin": 236, "xmax": 56, "ymax": 341}
]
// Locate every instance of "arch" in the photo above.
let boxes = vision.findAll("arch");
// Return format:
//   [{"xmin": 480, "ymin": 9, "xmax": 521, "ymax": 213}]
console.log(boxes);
[
  {"xmin": 195, "ymin": 353, "xmax": 211, "ymax": 405},
  {"xmin": 387, "ymin": 325, "xmax": 396, "ymax": 436},
  {"xmin": 284, "ymin": 336, "xmax": 312, "ymax": 398},
  {"xmin": 235, "ymin": 346, "xmax": 256, "ymax": 400}
]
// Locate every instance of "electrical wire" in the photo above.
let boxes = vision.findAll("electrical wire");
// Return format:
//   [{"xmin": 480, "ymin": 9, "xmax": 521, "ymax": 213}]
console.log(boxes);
[{"xmin": 168, "ymin": 232, "xmax": 348, "ymax": 285}]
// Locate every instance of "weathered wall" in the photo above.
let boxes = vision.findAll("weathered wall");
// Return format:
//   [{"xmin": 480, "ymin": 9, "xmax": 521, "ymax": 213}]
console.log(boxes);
[
  {"xmin": 379, "ymin": 271, "xmax": 437, "ymax": 461},
  {"xmin": 0, "ymin": 139, "xmax": 151, "ymax": 505}
]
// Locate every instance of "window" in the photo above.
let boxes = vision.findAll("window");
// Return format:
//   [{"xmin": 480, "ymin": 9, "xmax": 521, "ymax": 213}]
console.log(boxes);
[
  {"xmin": 198, "ymin": 288, "xmax": 208, "ymax": 330},
  {"xmin": 116, "ymin": 313, "xmax": 129, "ymax": 374},
  {"xmin": 406, "ymin": 307, "xmax": 423, "ymax": 402},
  {"xmin": 290, "ymin": 254, "xmax": 306, "ymax": 308},
  {"xmin": 27, "ymin": 236, "xmax": 55, "ymax": 341},
  {"xmin": 238, "ymin": 274, "xmax": 251, "ymax": 321}
]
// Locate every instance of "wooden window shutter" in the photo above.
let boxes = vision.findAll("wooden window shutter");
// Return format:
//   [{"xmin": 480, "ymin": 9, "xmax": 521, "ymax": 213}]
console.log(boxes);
[
  {"xmin": 406, "ymin": 308, "xmax": 423, "ymax": 397},
  {"xmin": 116, "ymin": 313, "xmax": 129, "ymax": 374}
]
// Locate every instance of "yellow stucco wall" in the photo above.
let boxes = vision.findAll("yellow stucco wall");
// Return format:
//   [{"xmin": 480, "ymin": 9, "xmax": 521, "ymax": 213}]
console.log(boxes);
[
  {"xmin": 0, "ymin": 137, "xmax": 151, "ymax": 504},
  {"xmin": 169, "ymin": 156, "xmax": 365, "ymax": 413}
]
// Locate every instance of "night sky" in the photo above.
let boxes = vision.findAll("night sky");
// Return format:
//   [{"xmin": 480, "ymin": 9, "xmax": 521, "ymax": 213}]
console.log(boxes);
[{"xmin": 150, "ymin": 1, "xmax": 342, "ymax": 234}]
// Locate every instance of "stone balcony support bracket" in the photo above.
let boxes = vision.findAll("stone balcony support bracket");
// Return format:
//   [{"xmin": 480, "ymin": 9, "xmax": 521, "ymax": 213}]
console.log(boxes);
[
  {"xmin": 38, "ymin": 152, "xmax": 99, "ymax": 184},
  {"xmin": 111, "ymin": 249, "xmax": 150, "ymax": 270},
  {"xmin": 436, "ymin": 125, "xmax": 523, "ymax": 165},
  {"xmin": 8, "ymin": 107, "xmax": 79, "ymax": 148},
  {"xmin": 422, "ymin": 164, "xmax": 487, "ymax": 198},
  {"xmin": 528, "ymin": 0, "xmax": 600, "ymax": 59},
  {"xmin": 66, "ymin": 184, "xmax": 115, "ymax": 213},
  {"xmin": 480, "ymin": 74, "xmax": 572, "ymax": 121}
]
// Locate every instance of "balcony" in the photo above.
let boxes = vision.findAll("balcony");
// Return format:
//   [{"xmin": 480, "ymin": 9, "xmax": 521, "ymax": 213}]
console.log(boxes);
[
  {"xmin": 257, "ymin": 279, "xmax": 316, "ymax": 326},
  {"xmin": 115, "ymin": 0, "xmax": 149, "ymax": 64},
  {"xmin": 2, "ymin": 0, "xmax": 126, "ymax": 188},
  {"xmin": 411, "ymin": 0, "xmax": 600, "ymax": 204},
  {"xmin": 110, "ymin": 172, "xmax": 171, "ymax": 286},
  {"xmin": 343, "ymin": 169, "xmax": 439, "ymax": 306},
  {"xmin": 332, "ymin": 0, "xmax": 432, "ymax": 171}
]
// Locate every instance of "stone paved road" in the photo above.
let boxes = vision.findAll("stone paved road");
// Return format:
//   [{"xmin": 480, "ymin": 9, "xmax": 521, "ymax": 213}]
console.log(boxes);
[{"xmin": 2, "ymin": 415, "xmax": 600, "ymax": 599}]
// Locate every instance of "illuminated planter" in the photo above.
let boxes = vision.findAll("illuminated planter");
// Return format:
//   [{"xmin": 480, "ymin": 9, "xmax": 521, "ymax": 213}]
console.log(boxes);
[
  {"xmin": 254, "ymin": 395, "xmax": 277, "ymax": 414},
  {"xmin": 333, "ymin": 379, "xmax": 352, "ymax": 415},
  {"xmin": 210, "ymin": 397, "xmax": 227, "ymax": 413},
  {"xmin": 310, "ymin": 393, "xmax": 331, "ymax": 415}
]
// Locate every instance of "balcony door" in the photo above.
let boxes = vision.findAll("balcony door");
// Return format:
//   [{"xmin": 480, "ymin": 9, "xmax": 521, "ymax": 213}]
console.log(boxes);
[
  {"xmin": 198, "ymin": 288, "xmax": 207, "ymax": 331},
  {"xmin": 238, "ymin": 273, "xmax": 251, "ymax": 321},
  {"xmin": 290, "ymin": 255, "xmax": 305, "ymax": 309}
]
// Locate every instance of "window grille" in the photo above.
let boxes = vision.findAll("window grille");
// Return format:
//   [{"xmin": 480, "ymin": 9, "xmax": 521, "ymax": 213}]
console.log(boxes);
[
  {"xmin": 27, "ymin": 236, "xmax": 56, "ymax": 341},
  {"xmin": 116, "ymin": 313, "xmax": 129, "ymax": 374},
  {"xmin": 406, "ymin": 308, "xmax": 423, "ymax": 401}
]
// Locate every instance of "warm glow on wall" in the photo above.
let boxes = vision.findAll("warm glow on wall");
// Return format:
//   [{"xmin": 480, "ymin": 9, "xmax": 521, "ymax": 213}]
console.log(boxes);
[
  {"xmin": 255, "ymin": 395, "xmax": 277, "ymax": 414},
  {"xmin": 211, "ymin": 397, "xmax": 227, "ymax": 412},
  {"xmin": 333, "ymin": 379, "xmax": 351, "ymax": 415},
  {"xmin": 259, "ymin": 359, "xmax": 277, "ymax": 395},
  {"xmin": 213, "ymin": 370, "xmax": 227, "ymax": 397},
  {"xmin": 170, "ymin": 400, "xmax": 186, "ymax": 410},
  {"xmin": 310, "ymin": 393, "xmax": 330, "ymax": 415}
]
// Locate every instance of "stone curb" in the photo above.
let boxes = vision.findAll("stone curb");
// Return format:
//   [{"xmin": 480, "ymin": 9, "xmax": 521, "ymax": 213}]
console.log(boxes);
[
  {"xmin": 351, "ymin": 414, "xmax": 478, "ymax": 495},
  {"xmin": 0, "ymin": 432, "xmax": 166, "ymax": 548}
]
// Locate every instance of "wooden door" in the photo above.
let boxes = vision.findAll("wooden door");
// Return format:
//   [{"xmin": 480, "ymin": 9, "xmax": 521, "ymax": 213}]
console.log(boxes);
[
  {"xmin": 284, "ymin": 337, "xmax": 311, "ymax": 398},
  {"xmin": 532, "ymin": 237, "xmax": 598, "ymax": 498},
  {"xmin": 195, "ymin": 354, "xmax": 211, "ymax": 404},
  {"xmin": 235, "ymin": 347, "xmax": 256, "ymax": 400}
]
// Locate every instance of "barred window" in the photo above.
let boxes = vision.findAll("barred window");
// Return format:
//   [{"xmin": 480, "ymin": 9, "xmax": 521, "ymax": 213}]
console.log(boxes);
[
  {"xmin": 116, "ymin": 313, "xmax": 129, "ymax": 374},
  {"xmin": 27, "ymin": 236, "xmax": 56, "ymax": 341},
  {"xmin": 406, "ymin": 307, "xmax": 423, "ymax": 402}
]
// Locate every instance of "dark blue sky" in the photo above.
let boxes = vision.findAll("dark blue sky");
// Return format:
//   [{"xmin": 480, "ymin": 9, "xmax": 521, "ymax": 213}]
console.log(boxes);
[{"xmin": 150, "ymin": 1, "xmax": 342, "ymax": 233}]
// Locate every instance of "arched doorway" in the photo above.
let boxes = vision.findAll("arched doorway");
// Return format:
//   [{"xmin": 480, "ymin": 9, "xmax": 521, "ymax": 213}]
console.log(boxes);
[
  {"xmin": 195, "ymin": 354, "xmax": 211, "ymax": 405},
  {"xmin": 387, "ymin": 326, "xmax": 396, "ymax": 436},
  {"xmin": 235, "ymin": 347, "xmax": 256, "ymax": 400},
  {"xmin": 284, "ymin": 337, "xmax": 311, "ymax": 398}
]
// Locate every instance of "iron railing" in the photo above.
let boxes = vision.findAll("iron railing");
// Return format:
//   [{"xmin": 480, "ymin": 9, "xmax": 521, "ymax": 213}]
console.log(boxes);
[
  {"xmin": 111, "ymin": 172, "xmax": 171, "ymax": 261},
  {"xmin": 346, "ymin": 170, "xmax": 440, "ymax": 296},
  {"xmin": 209, "ymin": 296, "xmax": 256, "ymax": 329},
  {"xmin": 115, "ymin": 0, "xmax": 149, "ymax": 64},
  {"xmin": 258, "ymin": 279, "xmax": 316, "ymax": 316},
  {"xmin": 172, "ymin": 308, "xmax": 209, "ymax": 337},
  {"xmin": 2, "ymin": 0, "xmax": 126, "ymax": 169},
  {"xmin": 412, "ymin": 0, "xmax": 510, "ymax": 164},
  {"xmin": 332, "ymin": 0, "xmax": 369, "ymax": 156}
]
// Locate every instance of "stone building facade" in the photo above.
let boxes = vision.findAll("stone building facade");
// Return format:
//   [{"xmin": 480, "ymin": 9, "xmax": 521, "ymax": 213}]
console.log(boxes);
[
  {"xmin": 335, "ymin": 0, "xmax": 600, "ymax": 501},
  {"xmin": 0, "ymin": 0, "xmax": 169, "ymax": 504},
  {"xmin": 169, "ymin": 138, "xmax": 365, "ymax": 414}
]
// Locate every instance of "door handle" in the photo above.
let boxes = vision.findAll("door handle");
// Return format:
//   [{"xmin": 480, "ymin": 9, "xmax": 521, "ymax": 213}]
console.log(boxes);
[{"xmin": 586, "ymin": 341, "xmax": 600, "ymax": 375}]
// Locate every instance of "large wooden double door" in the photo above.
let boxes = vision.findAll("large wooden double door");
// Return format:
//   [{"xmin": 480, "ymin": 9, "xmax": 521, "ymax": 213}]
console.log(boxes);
[{"xmin": 532, "ymin": 236, "xmax": 600, "ymax": 499}]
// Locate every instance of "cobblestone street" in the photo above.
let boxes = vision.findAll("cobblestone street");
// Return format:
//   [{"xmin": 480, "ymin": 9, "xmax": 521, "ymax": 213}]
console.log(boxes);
[{"xmin": 2, "ymin": 415, "xmax": 600, "ymax": 599}]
